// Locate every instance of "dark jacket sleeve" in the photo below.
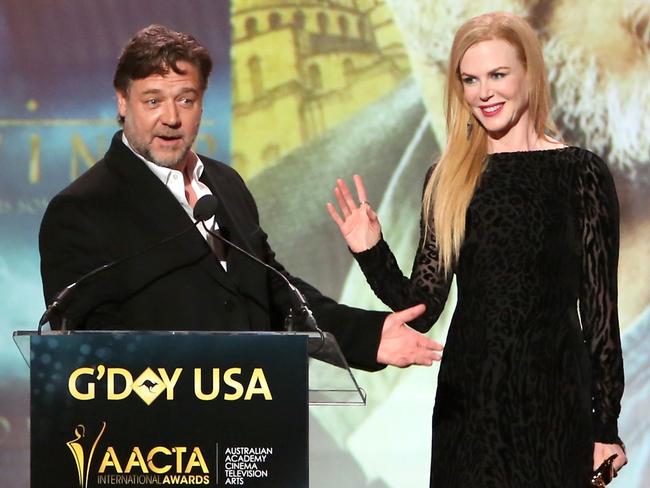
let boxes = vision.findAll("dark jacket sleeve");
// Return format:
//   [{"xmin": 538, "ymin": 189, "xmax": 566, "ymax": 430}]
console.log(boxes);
[{"xmin": 39, "ymin": 192, "xmax": 123, "ymax": 330}]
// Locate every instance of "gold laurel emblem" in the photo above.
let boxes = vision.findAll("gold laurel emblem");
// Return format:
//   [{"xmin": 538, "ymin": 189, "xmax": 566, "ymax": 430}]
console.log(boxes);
[
  {"xmin": 66, "ymin": 421, "xmax": 106, "ymax": 488},
  {"xmin": 132, "ymin": 367, "xmax": 165, "ymax": 405}
]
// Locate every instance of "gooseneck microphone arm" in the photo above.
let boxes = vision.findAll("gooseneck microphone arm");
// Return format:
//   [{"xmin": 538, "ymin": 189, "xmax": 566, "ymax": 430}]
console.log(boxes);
[
  {"xmin": 38, "ymin": 195, "xmax": 220, "ymax": 333},
  {"xmin": 196, "ymin": 199, "xmax": 324, "ymax": 340}
]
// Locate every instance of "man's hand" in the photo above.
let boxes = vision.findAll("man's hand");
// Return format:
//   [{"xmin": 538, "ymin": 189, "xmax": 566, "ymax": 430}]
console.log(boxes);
[{"xmin": 377, "ymin": 304, "xmax": 443, "ymax": 367}]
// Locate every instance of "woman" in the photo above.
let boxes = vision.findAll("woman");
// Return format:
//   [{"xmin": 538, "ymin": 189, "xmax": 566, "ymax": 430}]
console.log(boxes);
[{"xmin": 327, "ymin": 12, "xmax": 626, "ymax": 487}]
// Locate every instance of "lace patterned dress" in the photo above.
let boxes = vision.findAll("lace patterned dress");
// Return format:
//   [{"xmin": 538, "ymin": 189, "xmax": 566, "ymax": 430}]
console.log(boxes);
[{"xmin": 354, "ymin": 148, "xmax": 624, "ymax": 487}]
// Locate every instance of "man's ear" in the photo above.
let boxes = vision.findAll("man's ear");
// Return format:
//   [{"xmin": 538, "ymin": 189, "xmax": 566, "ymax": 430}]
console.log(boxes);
[{"xmin": 116, "ymin": 90, "xmax": 128, "ymax": 119}]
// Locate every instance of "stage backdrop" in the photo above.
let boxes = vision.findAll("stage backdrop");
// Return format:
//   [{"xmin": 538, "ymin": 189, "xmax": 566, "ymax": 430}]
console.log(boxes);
[
  {"xmin": 232, "ymin": 1, "xmax": 650, "ymax": 487},
  {"xmin": 1, "ymin": 1, "xmax": 649, "ymax": 487}
]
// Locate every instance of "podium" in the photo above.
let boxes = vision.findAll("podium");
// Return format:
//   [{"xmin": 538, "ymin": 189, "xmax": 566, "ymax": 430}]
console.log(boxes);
[{"xmin": 14, "ymin": 330, "xmax": 366, "ymax": 488}]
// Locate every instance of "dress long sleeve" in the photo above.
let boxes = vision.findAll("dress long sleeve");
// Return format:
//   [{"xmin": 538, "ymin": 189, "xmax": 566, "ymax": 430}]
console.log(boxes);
[
  {"xmin": 352, "ymin": 171, "xmax": 453, "ymax": 332},
  {"xmin": 577, "ymin": 153, "xmax": 625, "ymax": 443}
]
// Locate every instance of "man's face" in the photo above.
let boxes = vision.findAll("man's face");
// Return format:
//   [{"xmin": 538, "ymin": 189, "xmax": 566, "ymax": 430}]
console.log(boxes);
[
  {"xmin": 460, "ymin": 39, "xmax": 529, "ymax": 137},
  {"xmin": 117, "ymin": 60, "xmax": 203, "ymax": 170}
]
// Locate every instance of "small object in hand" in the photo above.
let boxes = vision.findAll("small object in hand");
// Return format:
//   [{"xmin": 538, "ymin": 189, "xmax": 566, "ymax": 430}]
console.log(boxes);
[
  {"xmin": 359, "ymin": 200, "xmax": 371, "ymax": 206},
  {"xmin": 591, "ymin": 454, "xmax": 617, "ymax": 487}
]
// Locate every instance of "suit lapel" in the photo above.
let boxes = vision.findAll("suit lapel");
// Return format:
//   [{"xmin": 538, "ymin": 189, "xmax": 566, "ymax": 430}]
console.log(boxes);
[
  {"xmin": 200, "ymin": 161, "xmax": 268, "ymax": 304},
  {"xmin": 199, "ymin": 164, "xmax": 249, "ymax": 281},
  {"xmin": 104, "ymin": 132, "xmax": 240, "ymax": 295}
]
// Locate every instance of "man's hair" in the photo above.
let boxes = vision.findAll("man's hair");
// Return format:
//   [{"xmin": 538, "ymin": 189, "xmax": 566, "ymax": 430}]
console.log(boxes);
[{"xmin": 113, "ymin": 24, "xmax": 212, "ymax": 121}]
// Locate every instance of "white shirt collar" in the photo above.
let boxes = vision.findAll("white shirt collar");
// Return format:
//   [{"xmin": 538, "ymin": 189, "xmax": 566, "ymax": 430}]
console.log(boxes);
[
  {"xmin": 121, "ymin": 133, "xmax": 226, "ymax": 270},
  {"xmin": 121, "ymin": 132, "xmax": 205, "ymax": 186}
]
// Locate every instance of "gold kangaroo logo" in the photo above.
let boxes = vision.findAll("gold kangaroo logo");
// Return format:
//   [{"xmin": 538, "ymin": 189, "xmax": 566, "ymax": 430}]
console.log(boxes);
[
  {"xmin": 138, "ymin": 378, "xmax": 159, "ymax": 392},
  {"xmin": 66, "ymin": 421, "xmax": 106, "ymax": 488}
]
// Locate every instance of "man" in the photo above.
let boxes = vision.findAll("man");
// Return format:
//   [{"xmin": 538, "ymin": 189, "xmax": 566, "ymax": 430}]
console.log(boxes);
[{"xmin": 39, "ymin": 24, "xmax": 442, "ymax": 371}]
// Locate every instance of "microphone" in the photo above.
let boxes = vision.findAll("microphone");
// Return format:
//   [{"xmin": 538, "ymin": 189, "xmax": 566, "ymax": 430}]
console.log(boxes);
[
  {"xmin": 193, "ymin": 194, "xmax": 219, "ymax": 221},
  {"xmin": 194, "ymin": 195, "xmax": 324, "ymax": 339},
  {"xmin": 38, "ymin": 195, "xmax": 219, "ymax": 332}
]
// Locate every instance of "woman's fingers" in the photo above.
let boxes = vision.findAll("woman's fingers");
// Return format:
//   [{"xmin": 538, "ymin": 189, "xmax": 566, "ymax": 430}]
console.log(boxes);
[
  {"xmin": 353, "ymin": 174, "xmax": 368, "ymax": 204},
  {"xmin": 331, "ymin": 176, "xmax": 373, "ymax": 227},
  {"xmin": 366, "ymin": 205, "xmax": 378, "ymax": 222},
  {"xmin": 333, "ymin": 186, "xmax": 351, "ymax": 217},
  {"xmin": 337, "ymin": 178, "xmax": 359, "ymax": 210},
  {"xmin": 326, "ymin": 202, "xmax": 344, "ymax": 228}
]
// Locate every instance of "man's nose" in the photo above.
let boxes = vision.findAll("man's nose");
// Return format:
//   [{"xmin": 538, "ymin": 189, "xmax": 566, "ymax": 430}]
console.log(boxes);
[{"xmin": 161, "ymin": 102, "xmax": 180, "ymax": 127}]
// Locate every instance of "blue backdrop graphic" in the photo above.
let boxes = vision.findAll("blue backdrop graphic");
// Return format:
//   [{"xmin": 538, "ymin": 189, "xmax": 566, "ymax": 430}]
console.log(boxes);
[{"xmin": 0, "ymin": 2, "xmax": 230, "ymax": 486}]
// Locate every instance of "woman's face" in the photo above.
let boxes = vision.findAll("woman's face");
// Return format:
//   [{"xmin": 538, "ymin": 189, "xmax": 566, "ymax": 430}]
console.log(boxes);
[{"xmin": 459, "ymin": 39, "xmax": 529, "ymax": 137}]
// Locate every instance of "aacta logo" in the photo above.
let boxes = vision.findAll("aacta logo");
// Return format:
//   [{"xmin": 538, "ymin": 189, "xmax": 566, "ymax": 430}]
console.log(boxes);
[
  {"xmin": 66, "ymin": 421, "xmax": 106, "ymax": 488},
  {"xmin": 68, "ymin": 365, "xmax": 272, "ymax": 405},
  {"xmin": 66, "ymin": 422, "xmax": 211, "ymax": 486}
]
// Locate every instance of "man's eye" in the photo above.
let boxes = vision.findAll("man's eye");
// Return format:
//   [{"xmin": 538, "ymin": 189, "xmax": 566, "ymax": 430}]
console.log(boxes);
[
  {"xmin": 146, "ymin": 99, "xmax": 158, "ymax": 106},
  {"xmin": 179, "ymin": 97, "xmax": 194, "ymax": 105}
]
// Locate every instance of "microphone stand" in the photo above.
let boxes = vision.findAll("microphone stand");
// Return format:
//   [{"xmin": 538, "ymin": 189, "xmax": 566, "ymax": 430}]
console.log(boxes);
[{"xmin": 200, "ymin": 221, "xmax": 325, "ymax": 351}]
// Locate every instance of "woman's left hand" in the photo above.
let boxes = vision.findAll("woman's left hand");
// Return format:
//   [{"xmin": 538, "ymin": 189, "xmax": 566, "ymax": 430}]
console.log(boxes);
[
  {"xmin": 593, "ymin": 441, "xmax": 627, "ymax": 474},
  {"xmin": 326, "ymin": 175, "xmax": 382, "ymax": 252}
]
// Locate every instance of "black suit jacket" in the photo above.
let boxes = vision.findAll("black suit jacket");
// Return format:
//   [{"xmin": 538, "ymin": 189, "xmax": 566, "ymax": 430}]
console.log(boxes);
[{"xmin": 39, "ymin": 131, "xmax": 386, "ymax": 370}]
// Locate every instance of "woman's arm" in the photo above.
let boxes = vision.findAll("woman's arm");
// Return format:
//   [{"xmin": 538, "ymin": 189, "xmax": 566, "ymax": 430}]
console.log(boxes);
[{"xmin": 328, "ymin": 172, "xmax": 453, "ymax": 332}]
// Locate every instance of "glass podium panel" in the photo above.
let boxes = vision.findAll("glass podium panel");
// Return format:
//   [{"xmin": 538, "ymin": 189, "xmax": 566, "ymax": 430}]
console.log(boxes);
[{"xmin": 13, "ymin": 329, "xmax": 366, "ymax": 406}]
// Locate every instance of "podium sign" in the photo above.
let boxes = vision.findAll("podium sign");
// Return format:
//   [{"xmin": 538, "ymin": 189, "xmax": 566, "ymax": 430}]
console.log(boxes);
[{"xmin": 27, "ymin": 332, "xmax": 308, "ymax": 488}]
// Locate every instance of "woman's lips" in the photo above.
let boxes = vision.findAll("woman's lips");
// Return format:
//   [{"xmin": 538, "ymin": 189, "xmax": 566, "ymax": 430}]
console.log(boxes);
[{"xmin": 480, "ymin": 102, "xmax": 504, "ymax": 117}]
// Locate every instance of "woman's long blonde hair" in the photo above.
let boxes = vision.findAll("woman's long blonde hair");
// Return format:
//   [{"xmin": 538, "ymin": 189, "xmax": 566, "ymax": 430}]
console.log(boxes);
[{"xmin": 423, "ymin": 12, "xmax": 558, "ymax": 273}]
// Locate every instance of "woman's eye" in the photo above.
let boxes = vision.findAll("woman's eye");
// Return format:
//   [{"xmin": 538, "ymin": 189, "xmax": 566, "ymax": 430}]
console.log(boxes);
[
  {"xmin": 462, "ymin": 76, "xmax": 476, "ymax": 85},
  {"xmin": 492, "ymin": 72, "xmax": 505, "ymax": 79}
]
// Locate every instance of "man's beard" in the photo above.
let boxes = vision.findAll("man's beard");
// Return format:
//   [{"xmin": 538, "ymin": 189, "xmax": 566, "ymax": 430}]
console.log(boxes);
[
  {"xmin": 138, "ymin": 143, "xmax": 191, "ymax": 169},
  {"xmin": 544, "ymin": 38, "xmax": 650, "ymax": 186},
  {"xmin": 129, "ymin": 135, "xmax": 193, "ymax": 170}
]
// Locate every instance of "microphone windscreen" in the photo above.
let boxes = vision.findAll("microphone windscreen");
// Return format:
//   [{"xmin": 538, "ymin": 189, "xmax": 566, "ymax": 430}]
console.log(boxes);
[{"xmin": 193, "ymin": 195, "xmax": 219, "ymax": 221}]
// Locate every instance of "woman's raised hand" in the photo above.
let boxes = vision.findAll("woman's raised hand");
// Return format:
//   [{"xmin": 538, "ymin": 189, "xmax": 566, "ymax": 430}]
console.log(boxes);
[{"xmin": 326, "ymin": 175, "xmax": 381, "ymax": 253}]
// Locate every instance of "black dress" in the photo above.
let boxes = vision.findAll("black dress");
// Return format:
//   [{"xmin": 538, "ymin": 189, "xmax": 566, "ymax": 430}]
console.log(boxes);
[{"xmin": 353, "ymin": 148, "xmax": 624, "ymax": 487}]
